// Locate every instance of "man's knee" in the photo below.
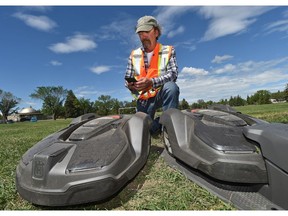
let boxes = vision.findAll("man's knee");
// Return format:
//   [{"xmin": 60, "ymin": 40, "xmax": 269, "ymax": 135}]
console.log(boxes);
[
  {"xmin": 161, "ymin": 82, "xmax": 179, "ymax": 110},
  {"xmin": 162, "ymin": 82, "xmax": 180, "ymax": 98}
]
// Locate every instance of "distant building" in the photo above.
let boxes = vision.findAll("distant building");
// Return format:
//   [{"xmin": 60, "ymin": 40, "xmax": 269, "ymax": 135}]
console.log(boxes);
[
  {"xmin": 270, "ymin": 99, "xmax": 287, "ymax": 104},
  {"xmin": 270, "ymin": 99, "xmax": 277, "ymax": 103},
  {"xmin": 8, "ymin": 106, "xmax": 44, "ymax": 122}
]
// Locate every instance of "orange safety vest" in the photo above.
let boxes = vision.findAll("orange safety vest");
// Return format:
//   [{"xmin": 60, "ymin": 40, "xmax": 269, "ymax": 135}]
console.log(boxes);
[{"xmin": 131, "ymin": 43, "xmax": 172, "ymax": 100}]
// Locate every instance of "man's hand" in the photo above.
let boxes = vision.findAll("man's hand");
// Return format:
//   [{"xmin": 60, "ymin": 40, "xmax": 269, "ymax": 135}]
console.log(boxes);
[
  {"xmin": 127, "ymin": 81, "xmax": 137, "ymax": 91},
  {"xmin": 134, "ymin": 77, "xmax": 153, "ymax": 91}
]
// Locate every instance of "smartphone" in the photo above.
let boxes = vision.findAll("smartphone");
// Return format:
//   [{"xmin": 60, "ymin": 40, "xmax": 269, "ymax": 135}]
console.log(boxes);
[{"xmin": 125, "ymin": 77, "xmax": 138, "ymax": 83}]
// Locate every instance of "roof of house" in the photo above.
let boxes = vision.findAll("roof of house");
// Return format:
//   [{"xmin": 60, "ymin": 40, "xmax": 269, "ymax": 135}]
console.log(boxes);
[{"xmin": 19, "ymin": 107, "xmax": 37, "ymax": 114}]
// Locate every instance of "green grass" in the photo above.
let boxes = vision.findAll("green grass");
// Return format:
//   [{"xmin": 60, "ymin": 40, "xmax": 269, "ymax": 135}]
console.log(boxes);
[
  {"xmin": 0, "ymin": 120, "xmax": 70, "ymax": 210},
  {"xmin": 234, "ymin": 103, "xmax": 288, "ymax": 123},
  {"xmin": 1, "ymin": 103, "xmax": 287, "ymax": 210}
]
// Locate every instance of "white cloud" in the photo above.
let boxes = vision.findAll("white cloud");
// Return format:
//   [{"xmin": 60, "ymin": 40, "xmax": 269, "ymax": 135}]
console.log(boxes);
[
  {"xmin": 13, "ymin": 12, "xmax": 57, "ymax": 32},
  {"xmin": 198, "ymin": 6, "xmax": 273, "ymax": 41},
  {"xmin": 213, "ymin": 64, "xmax": 236, "ymax": 74},
  {"xmin": 153, "ymin": 6, "xmax": 274, "ymax": 42},
  {"xmin": 74, "ymin": 86, "xmax": 114, "ymax": 99},
  {"xmin": 90, "ymin": 66, "xmax": 110, "ymax": 75},
  {"xmin": 97, "ymin": 15, "xmax": 138, "ymax": 49},
  {"xmin": 49, "ymin": 34, "xmax": 97, "ymax": 54},
  {"xmin": 265, "ymin": 20, "xmax": 288, "ymax": 35},
  {"xmin": 167, "ymin": 26, "xmax": 185, "ymax": 38},
  {"xmin": 154, "ymin": 6, "xmax": 195, "ymax": 37},
  {"xmin": 283, "ymin": 9, "xmax": 288, "ymax": 18},
  {"xmin": 174, "ymin": 39, "xmax": 197, "ymax": 52},
  {"xmin": 74, "ymin": 86, "xmax": 100, "ymax": 98},
  {"xmin": 181, "ymin": 67, "xmax": 209, "ymax": 76},
  {"xmin": 50, "ymin": 60, "xmax": 62, "ymax": 66},
  {"xmin": 178, "ymin": 56, "xmax": 288, "ymax": 103},
  {"xmin": 20, "ymin": 6, "xmax": 52, "ymax": 13},
  {"xmin": 99, "ymin": 18, "xmax": 134, "ymax": 40},
  {"xmin": 212, "ymin": 55, "xmax": 233, "ymax": 64}
]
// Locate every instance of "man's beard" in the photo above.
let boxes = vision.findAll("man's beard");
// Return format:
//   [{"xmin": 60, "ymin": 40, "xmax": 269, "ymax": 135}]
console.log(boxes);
[{"xmin": 142, "ymin": 39, "xmax": 151, "ymax": 50}]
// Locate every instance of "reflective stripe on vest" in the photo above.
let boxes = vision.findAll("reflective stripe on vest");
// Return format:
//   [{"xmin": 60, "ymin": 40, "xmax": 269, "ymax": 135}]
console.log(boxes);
[{"xmin": 131, "ymin": 43, "xmax": 172, "ymax": 100}]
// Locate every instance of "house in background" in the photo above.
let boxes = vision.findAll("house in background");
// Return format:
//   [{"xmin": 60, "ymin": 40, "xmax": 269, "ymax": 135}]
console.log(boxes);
[
  {"xmin": 8, "ymin": 106, "xmax": 44, "ymax": 122},
  {"xmin": 270, "ymin": 99, "xmax": 287, "ymax": 104}
]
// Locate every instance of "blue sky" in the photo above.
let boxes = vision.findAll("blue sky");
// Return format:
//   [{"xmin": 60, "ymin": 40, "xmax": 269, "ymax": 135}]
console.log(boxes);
[{"xmin": 1, "ymin": 5, "xmax": 288, "ymax": 110}]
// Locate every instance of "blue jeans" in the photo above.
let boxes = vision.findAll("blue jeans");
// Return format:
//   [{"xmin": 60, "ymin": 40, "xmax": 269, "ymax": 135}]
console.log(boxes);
[{"xmin": 137, "ymin": 81, "xmax": 180, "ymax": 134}]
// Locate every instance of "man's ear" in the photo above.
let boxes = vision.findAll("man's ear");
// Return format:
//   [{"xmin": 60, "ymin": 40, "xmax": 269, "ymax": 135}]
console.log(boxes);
[{"xmin": 155, "ymin": 28, "xmax": 160, "ymax": 39}]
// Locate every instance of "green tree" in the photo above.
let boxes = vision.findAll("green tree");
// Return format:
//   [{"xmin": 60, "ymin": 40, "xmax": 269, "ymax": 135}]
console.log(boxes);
[
  {"xmin": 179, "ymin": 98, "xmax": 190, "ymax": 110},
  {"xmin": 94, "ymin": 95, "xmax": 119, "ymax": 116},
  {"xmin": 110, "ymin": 98, "xmax": 121, "ymax": 114},
  {"xmin": 284, "ymin": 83, "xmax": 288, "ymax": 101},
  {"xmin": 30, "ymin": 86, "xmax": 68, "ymax": 120},
  {"xmin": 191, "ymin": 99, "xmax": 207, "ymax": 109},
  {"xmin": 206, "ymin": 100, "xmax": 214, "ymax": 106},
  {"xmin": 124, "ymin": 100, "xmax": 137, "ymax": 108},
  {"xmin": 218, "ymin": 98, "xmax": 228, "ymax": 105},
  {"xmin": 229, "ymin": 95, "xmax": 246, "ymax": 106},
  {"xmin": 246, "ymin": 95, "xmax": 252, "ymax": 105},
  {"xmin": 64, "ymin": 90, "xmax": 80, "ymax": 118},
  {"xmin": 0, "ymin": 90, "xmax": 21, "ymax": 123},
  {"xmin": 76, "ymin": 98, "xmax": 94, "ymax": 115},
  {"xmin": 249, "ymin": 90, "xmax": 271, "ymax": 105},
  {"xmin": 197, "ymin": 99, "xmax": 207, "ymax": 108},
  {"xmin": 119, "ymin": 100, "xmax": 137, "ymax": 114},
  {"xmin": 271, "ymin": 90, "xmax": 286, "ymax": 102}
]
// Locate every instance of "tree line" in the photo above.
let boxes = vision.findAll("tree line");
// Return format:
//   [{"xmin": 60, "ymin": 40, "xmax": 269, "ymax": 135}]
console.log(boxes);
[
  {"xmin": 179, "ymin": 87, "xmax": 288, "ymax": 109},
  {"xmin": 1, "ymin": 83, "xmax": 288, "ymax": 122},
  {"xmin": 180, "ymin": 88, "xmax": 287, "ymax": 110}
]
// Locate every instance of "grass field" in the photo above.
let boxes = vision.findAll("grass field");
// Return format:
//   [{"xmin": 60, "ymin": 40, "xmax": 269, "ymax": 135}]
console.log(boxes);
[
  {"xmin": 235, "ymin": 102, "xmax": 288, "ymax": 123},
  {"xmin": 1, "ymin": 103, "xmax": 287, "ymax": 210}
]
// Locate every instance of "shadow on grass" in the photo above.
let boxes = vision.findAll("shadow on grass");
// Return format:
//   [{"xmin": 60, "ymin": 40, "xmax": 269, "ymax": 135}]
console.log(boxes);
[{"xmin": 36, "ymin": 144, "xmax": 164, "ymax": 210}]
